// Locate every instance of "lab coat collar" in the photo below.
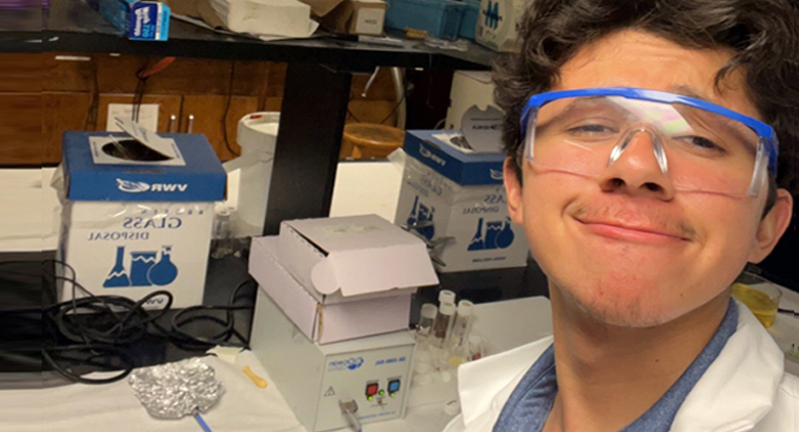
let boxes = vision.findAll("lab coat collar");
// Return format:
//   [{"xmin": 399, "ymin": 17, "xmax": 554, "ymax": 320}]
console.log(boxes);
[
  {"xmin": 456, "ymin": 299, "xmax": 785, "ymax": 431},
  {"xmin": 669, "ymin": 300, "xmax": 784, "ymax": 431},
  {"xmin": 458, "ymin": 336, "xmax": 553, "ymax": 427}
]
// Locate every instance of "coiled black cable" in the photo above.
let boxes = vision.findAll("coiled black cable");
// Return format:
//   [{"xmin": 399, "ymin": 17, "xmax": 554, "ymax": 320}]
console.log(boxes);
[{"xmin": 36, "ymin": 259, "xmax": 256, "ymax": 385}]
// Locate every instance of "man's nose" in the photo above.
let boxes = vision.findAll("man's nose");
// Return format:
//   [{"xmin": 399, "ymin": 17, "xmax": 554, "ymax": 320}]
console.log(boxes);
[{"xmin": 598, "ymin": 129, "xmax": 676, "ymax": 199}]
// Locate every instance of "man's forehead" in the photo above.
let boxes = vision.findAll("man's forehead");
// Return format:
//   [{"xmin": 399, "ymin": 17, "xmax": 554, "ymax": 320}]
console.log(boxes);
[{"xmin": 552, "ymin": 30, "xmax": 762, "ymax": 121}]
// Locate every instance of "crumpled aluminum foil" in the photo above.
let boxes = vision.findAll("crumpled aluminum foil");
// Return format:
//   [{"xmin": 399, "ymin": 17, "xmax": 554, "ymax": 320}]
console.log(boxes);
[{"xmin": 128, "ymin": 358, "xmax": 225, "ymax": 420}]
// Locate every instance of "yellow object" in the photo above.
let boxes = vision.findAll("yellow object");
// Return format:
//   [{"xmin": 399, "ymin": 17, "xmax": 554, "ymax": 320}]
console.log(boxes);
[
  {"xmin": 341, "ymin": 123, "xmax": 405, "ymax": 160},
  {"xmin": 405, "ymin": 27, "xmax": 429, "ymax": 40},
  {"xmin": 731, "ymin": 283, "xmax": 779, "ymax": 328},
  {"xmin": 242, "ymin": 365, "xmax": 268, "ymax": 388},
  {"xmin": 449, "ymin": 356, "xmax": 466, "ymax": 368}
]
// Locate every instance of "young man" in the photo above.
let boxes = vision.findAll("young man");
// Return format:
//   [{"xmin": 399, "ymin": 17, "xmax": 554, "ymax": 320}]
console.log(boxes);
[{"xmin": 444, "ymin": 0, "xmax": 799, "ymax": 431}]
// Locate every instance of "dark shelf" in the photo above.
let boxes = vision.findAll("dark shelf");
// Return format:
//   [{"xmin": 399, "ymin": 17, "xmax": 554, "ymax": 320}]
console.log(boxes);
[
  {"xmin": 32, "ymin": 0, "xmax": 496, "ymax": 71},
  {"xmin": 0, "ymin": 8, "xmax": 43, "ymax": 53}
]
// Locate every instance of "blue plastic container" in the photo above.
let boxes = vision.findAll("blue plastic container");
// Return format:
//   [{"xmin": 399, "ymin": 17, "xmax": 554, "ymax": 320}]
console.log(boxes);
[
  {"xmin": 385, "ymin": 0, "xmax": 465, "ymax": 40},
  {"xmin": 458, "ymin": 0, "xmax": 480, "ymax": 40}
]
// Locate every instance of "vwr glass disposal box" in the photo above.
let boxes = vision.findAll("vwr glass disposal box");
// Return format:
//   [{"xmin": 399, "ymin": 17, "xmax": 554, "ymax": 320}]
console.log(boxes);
[
  {"xmin": 394, "ymin": 130, "xmax": 529, "ymax": 272},
  {"xmin": 56, "ymin": 129, "xmax": 226, "ymax": 308}
]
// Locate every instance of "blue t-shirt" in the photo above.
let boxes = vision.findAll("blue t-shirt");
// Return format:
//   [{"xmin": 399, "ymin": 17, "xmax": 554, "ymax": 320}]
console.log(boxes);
[{"xmin": 493, "ymin": 299, "xmax": 739, "ymax": 432}]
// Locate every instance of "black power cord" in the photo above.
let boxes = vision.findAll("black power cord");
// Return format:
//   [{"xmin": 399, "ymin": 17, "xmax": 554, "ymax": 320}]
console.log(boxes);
[
  {"xmin": 36, "ymin": 260, "xmax": 256, "ymax": 385},
  {"xmin": 167, "ymin": 279, "xmax": 255, "ymax": 351}
]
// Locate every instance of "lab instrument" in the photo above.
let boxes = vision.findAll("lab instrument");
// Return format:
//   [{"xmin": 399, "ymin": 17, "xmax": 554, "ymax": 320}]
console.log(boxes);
[{"xmin": 250, "ymin": 290, "xmax": 416, "ymax": 432}]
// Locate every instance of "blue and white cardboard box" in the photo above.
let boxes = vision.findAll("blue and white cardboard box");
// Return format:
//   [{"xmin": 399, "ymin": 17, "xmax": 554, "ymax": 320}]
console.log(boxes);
[
  {"xmin": 94, "ymin": 0, "xmax": 170, "ymax": 41},
  {"xmin": 475, "ymin": 0, "xmax": 524, "ymax": 52},
  {"xmin": 57, "ymin": 129, "xmax": 226, "ymax": 308},
  {"xmin": 394, "ymin": 130, "xmax": 528, "ymax": 272}
]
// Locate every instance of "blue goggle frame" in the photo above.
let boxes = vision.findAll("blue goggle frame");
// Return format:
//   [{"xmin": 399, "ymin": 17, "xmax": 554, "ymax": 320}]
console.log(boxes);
[{"xmin": 519, "ymin": 87, "xmax": 779, "ymax": 176}]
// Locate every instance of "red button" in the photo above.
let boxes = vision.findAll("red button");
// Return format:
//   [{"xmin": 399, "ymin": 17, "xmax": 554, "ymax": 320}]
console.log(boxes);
[{"xmin": 366, "ymin": 383, "xmax": 379, "ymax": 397}]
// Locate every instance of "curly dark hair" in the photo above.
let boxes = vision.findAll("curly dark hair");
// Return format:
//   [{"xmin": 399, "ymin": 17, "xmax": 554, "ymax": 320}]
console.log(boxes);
[{"xmin": 494, "ymin": 0, "xmax": 799, "ymax": 205}]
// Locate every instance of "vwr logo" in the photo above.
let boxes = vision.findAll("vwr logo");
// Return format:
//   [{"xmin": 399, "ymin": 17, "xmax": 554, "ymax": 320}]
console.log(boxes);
[
  {"xmin": 418, "ymin": 144, "xmax": 447, "ymax": 167},
  {"xmin": 116, "ymin": 178, "xmax": 188, "ymax": 193},
  {"xmin": 483, "ymin": 1, "xmax": 501, "ymax": 30}
]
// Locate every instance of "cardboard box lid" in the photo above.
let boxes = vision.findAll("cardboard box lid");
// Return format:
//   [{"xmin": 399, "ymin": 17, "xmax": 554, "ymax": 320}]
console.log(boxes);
[
  {"xmin": 403, "ymin": 130, "xmax": 506, "ymax": 185},
  {"xmin": 62, "ymin": 131, "xmax": 226, "ymax": 202},
  {"xmin": 250, "ymin": 235, "xmax": 415, "ymax": 344},
  {"xmin": 280, "ymin": 215, "xmax": 439, "ymax": 296}
]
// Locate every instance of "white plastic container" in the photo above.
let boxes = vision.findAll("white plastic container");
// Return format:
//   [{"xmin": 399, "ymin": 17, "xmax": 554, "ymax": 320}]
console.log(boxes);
[{"xmin": 222, "ymin": 112, "xmax": 279, "ymax": 238}]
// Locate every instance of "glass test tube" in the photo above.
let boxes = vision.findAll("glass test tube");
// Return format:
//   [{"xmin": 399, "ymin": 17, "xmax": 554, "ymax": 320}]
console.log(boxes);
[
  {"xmin": 416, "ymin": 303, "xmax": 438, "ymax": 341},
  {"xmin": 447, "ymin": 300, "xmax": 474, "ymax": 349},
  {"xmin": 433, "ymin": 301, "xmax": 456, "ymax": 348},
  {"xmin": 468, "ymin": 334, "xmax": 485, "ymax": 361},
  {"xmin": 439, "ymin": 290, "xmax": 456, "ymax": 306}
]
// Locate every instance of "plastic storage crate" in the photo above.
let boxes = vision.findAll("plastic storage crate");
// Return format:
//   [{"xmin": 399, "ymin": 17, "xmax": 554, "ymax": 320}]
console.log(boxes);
[
  {"xmin": 385, "ymin": 0, "xmax": 465, "ymax": 40},
  {"xmin": 458, "ymin": 0, "xmax": 480, "ymax": 40}
]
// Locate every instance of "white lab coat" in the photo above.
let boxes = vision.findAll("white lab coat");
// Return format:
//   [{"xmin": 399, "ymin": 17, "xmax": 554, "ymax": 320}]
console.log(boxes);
[{"xmin": 444, "ymin": 300, "xmax": 799, "ymax": 432}]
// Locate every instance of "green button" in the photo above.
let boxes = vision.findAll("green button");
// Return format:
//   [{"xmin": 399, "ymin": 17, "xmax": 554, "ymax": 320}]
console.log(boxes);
[
  {"xmin": 390, "ymin": 393, "xmax": 396, "ymax": 398},
  {"xmin": 367, "ymin": 396, "xmax": 373, "ymax": 401},
  {"xmin": 379, "ymin": 390, "xmax": 385, "ymax": 396}
]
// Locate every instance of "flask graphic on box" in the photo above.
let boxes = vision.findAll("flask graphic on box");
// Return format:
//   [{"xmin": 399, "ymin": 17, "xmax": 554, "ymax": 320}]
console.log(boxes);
[
  {"xmin": 485, "ymin": 220, "xmax": 503, "ymax": 249},
  {"xmin": 130, "ymin": 251, "xmax": 158, "ymax": 286},
  {"xmin": 109, "ymin": 245, "xmax": 179, "ymax": 288},
  {"xmin": 103, "ymin": 246, "xmax": 132, "ymax": 288},
  {"xmin": 407, "ymin": 196, "xmax": 436, "ymax": 240},
  {"xmin": 468, "ymin": 217, "xmax": 514, "ymax": 251},
  {"xmin": 148, "ymin": 245, "xmax": 178, "ymax": 286},
  {"xmin": 495, "ymin": 217, "xmax": 514, "ymax": 249},
  {"xmin": 468, "ymin": 218, "xmax": 485, "ymax": 251},
  {"xmin": 406, "ymin": 196, "xmax": 419, "ymax": 227}
]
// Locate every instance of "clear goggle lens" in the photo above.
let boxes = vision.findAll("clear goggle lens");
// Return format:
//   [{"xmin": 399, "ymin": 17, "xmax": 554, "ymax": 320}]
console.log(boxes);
[{"xmin": 523, "ymin": 96, "xmax": 770, "ymax": 196}]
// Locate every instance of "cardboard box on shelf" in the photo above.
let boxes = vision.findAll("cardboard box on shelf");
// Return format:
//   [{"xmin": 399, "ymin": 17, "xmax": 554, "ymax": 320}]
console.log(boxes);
[
  {"xmin": 92, "ymin": 0, "xmax": 171, "ymax": 41},
  {"xmin": 166, "ymin": 0, "xmax": 318, "ymax": 38},
  {"xmin": 475, "ymin": 0, "xmax": 527, "ymax": 52},
  {"xmin": 321, "ymin": 0, "xmax": 388, "ymax": 35}
]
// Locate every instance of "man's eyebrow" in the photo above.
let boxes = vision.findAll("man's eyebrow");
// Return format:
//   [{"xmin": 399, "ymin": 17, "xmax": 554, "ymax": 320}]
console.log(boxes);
[{"xmin": 667, "ymin": 84, "xmax": 712, "ymax": 102}]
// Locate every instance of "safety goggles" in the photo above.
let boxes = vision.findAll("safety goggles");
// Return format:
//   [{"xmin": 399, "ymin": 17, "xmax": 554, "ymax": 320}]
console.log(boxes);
[{"xmin": 519, "ymin": 88, "xmax": 779, "ymax": 197}]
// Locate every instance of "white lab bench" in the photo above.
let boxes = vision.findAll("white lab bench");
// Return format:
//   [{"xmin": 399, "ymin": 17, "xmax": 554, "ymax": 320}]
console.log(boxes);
[
  {"xmin": 1, "ymin": 296, "xmax": 551, "ymax": 432},
  {"xmin": 7, "ymin": 291, "xmax": 798, "ymax": 432}
]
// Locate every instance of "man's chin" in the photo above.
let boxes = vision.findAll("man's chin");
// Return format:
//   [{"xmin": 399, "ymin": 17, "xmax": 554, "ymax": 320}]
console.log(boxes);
[{"xmin": 556, "ymin": 282, "xmax": 680, "ymax": 328}]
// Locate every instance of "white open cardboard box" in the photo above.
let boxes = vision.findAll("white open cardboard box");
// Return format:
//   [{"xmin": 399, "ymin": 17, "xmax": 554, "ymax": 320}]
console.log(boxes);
[
  {"xmin": 249, "ymin": 215, "xmax": 439, "ymax": 344},
  {"xmin": 277, "ymin": 214, "xmax": 438, "ymax": 300}
]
